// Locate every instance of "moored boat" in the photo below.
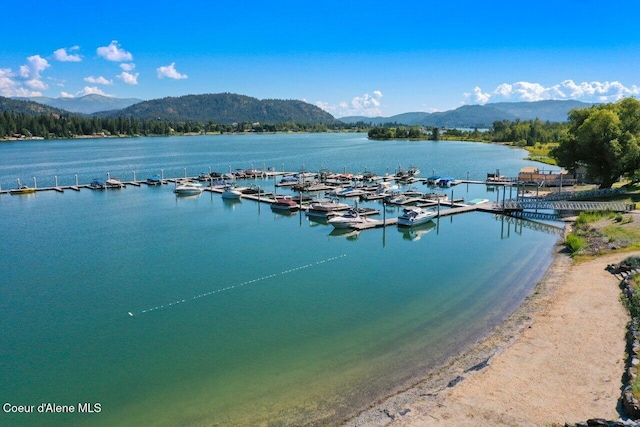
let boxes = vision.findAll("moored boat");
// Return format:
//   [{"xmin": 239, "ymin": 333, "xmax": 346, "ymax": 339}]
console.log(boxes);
[
  {"xmin": 106, "ymin": 178, "xmax": 125, "ymax": 189},
  {"xmin": 467, "ymin": 198, "xmax": 489, "ymax": 205},
  {"xmin": 10, "ymin": 184, "xmax": 36, "ymax": 195},
  {"xmin": 271, "ymin": 195, "xmax": 299, "ymax": 212},
  {"xmin": 174, "ymin": 181, "xmax": 203, "ymax": 196},
  {"xmin": 397, "ymin": 206, "xmax": 437, "ymax": 227},
  {"xmin": 90, "ymin": 179, "xmax": 106, "ymax": 189},
  {"xmin": 327, "ymin": 208, "xmax": 369, "ymax": 229},
  {"xmin": 308, "ymin": 198, "xmax": 351, "ymax": 212},
  {"xmin": 146, "ymin": 175, "xmax": 162, "ymax": 185},
  {"xmin": 221, "ymin": 184, "xmax": 242, "ymax": 199}
]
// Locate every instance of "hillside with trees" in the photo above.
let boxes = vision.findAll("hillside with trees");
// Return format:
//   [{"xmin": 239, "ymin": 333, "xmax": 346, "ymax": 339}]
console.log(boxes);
[
  {"xmin": 0, "ymin": 97, "xmax": 66, "ymax": 117},
  {"xmin": 97, "ymin": 93, "xmax": 337, "ymax": 124},
  {"xmin": 342, "ymin": 100, "xmax": 593, "ymax": 127},
  {"xmin": 15, "ymin": 94, "xmax": 143, "ymax": 114}
]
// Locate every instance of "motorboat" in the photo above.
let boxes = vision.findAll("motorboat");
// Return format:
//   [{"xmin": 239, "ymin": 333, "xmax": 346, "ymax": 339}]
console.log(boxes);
[
  {"xmin": 385, "ymin": 193, "xmax": 422, "ymax": 205},
  {"xmin": 221, "ymin": 184, "xmax": 242, "ymax": 199},
  {"xmin": 467, "ymin": 198, "xmax": 489, "ymax": 205},
  {"xmin": 241, "ymin": 184, "xmax": 268, "ymax": 195},
  {"xmin": 10, "ymin": 184, "xmax": 36, "ymax": 195},
  {"xmin": 361, "ymin": 182, "xmax": 400, "ymax": 201},
  {"xmin": 327, "ymin": 208, "xmax": 368, "ymax": 229},
  {"xmin": 174, "ymin": 181, "xmax": 203, "ymax": 196},
  {"xmin": 90, "ymin": 179, "xmax": 106, "ymax": 189},
  {"xmin": 397, "ymin": 206, "xmax": 437, "ymax": 227},
  {"xmin": 270, "ymin": 196, "xmax": 299, "ymax": 212},
  {"xmin": 308, "ymin": 198, "xmax": 351, "ymax": 212},
  {"xmin": 435, "ymin": 177, "xmax": 457, "ymax": 187},
  {"xmin": 146, "ymin": 175, "xmax": 162, "ymax": 185},
  {"xmin": 276, "ymin": 176, "xmax": 299, "ymax": 186},
  {"xmin": 106, "ymin": 177, "xmax": 125, "ymax": 189},
  {"xmin": 332, "ymin": 187, "xmax": 366, "ymax": 197}
]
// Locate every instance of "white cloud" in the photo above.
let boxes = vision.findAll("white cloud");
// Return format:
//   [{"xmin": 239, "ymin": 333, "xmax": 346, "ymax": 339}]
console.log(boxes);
[
  {"xmin": 60, "ymin": 92, "xmax": 75, "ymax": 98},
  {"xmin": 463, "ymin": 86, "xmax": 491, "ymax": 104},
  {"xmin": 76, "ymin": 86, "xmax": 112, "ymax": 97},
  {"xmin": 464, "ymin": 80, "xmax": 640, "ymax": 105},
  {"xmin": 84, "ymin": 75, "xmax": 113, "ymax": 85},
  {"xmin": 120, "ymin": 63, "xmax": 135, "ymax": 71},
  {"xmin": 9, "ymin": 55, "xmax": 51, "ymax": 93},
  {"xmin": 0, "ymin": 68, "xmax": 44, "ymax": 97},
  {"xmin": 117, "ymin": 71, "xmax": 139, "ymax": 85},
  {"xmin": 97, "ymin": 40, "xmax": 133, "ymax": 62},
  {"xmin": 25, "ymin": 78, "xmax": 48, "ymax": 91},
  {"xmin": 0, "ymin": 68, "xmax": 18, "ymax": 96},
  {"xmin": 318, "ymin": 91, "xmax": 384, "ymax": 117},
  {"xmin": 53, "ymin": 46, "xmax": 81, "ymax": 62},
  {"xmin": 156, "ymin": 62, "xmax": 188, "ymax": 80},
  {"xmin": 18, "ymin": 65, "xmax": 30, "ymax": 78},
  {"xmin": 26, "ymin": 55, "xmax": 50, "ymax": 77}
]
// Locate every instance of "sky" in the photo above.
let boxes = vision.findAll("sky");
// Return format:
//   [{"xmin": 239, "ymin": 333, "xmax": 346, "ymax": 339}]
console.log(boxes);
[{"xmin": 1, "ymin": 0, "xmax": 639, "ymax": 117}]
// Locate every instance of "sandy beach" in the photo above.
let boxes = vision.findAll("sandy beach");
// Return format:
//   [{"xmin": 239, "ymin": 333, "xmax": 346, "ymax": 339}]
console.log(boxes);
[{"xmin": 347, "ymin": 247, "xmax": 635, "ymax": 426}]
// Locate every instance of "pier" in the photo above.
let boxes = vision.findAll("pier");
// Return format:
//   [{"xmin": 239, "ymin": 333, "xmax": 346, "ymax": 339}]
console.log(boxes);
[{"xmin": 2, "ymin": 168, "xmax": 635, "ymax": 235}]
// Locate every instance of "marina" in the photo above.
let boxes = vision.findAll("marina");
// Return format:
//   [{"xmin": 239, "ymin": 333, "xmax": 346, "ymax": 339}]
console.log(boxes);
[{"xmin": 0, "ymin": 133, "xmax": 625, "ymax": 427}]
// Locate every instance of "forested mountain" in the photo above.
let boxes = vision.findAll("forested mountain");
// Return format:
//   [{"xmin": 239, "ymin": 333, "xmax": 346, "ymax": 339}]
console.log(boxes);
[
  {"xmin": 97, "ymin": 93, "xmax": 337, "ymax": 124},
  {"xmin": 340, "ymin": 100, "xmax": 594, "ymax": 127},
  {"xmin": 0, "ymin": 96, "xmax": 66, "ymax": 116},
  {"xmin": 15, "ymin": 94, "xmax": 143, "ymax": 114}
]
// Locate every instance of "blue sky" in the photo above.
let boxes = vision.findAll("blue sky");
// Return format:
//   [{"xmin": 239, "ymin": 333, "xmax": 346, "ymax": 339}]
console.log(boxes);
[{"xmin": 2, "ymin": 0, "xmax": 639, "ymax": 117}]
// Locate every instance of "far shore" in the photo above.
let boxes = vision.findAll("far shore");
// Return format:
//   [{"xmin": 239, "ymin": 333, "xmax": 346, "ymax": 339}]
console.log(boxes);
[{"xmin": 346, "ymin": 245, "xmax": 635, "ymax": 426}]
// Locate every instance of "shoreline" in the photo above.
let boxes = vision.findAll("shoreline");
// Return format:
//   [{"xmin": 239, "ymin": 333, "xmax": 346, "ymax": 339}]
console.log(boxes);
[{"xmin": 345, "ymin": 245, "xmax": 633, "ymax": 426}]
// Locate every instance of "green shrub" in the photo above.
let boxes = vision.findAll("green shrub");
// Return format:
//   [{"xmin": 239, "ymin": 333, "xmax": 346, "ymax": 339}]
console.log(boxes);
[
  {"xmin": 565, "ymin": 233, "xmax": 586, "ymax": 254},
  {"xmin": 575, "ymin": 210, "xmax": 615, "ymax": 226}
]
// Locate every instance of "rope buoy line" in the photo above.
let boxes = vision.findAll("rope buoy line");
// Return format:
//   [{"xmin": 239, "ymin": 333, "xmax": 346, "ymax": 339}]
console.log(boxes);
[{"xmin": 128, "ymin": 254, "xmax": 347, "ymax": 317}]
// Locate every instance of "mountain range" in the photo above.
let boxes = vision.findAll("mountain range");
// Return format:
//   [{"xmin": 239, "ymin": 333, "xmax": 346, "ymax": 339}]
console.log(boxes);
[
  {"xmin": 94, "ymin": 93, "xmax": 337, "ymax": 124},
  {"xmin": 338, "ymin": 100, "xmax": 593, "ymax": 127},
  {"xmin": 14, "ymin": 94, "xmax": 143, "ymax": 115},
  {"xmin": 4, "ymin": 94, "xmax": 594, "ymax": 127}
]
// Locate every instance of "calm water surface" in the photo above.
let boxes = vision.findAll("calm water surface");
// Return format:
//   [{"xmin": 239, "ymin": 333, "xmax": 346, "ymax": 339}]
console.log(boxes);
[{"xmin": 0, "ymin": 134, "xmax": 559, "ymax": 426}]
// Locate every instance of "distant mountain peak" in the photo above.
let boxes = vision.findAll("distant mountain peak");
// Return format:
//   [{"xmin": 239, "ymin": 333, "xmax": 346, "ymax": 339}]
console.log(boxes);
[
  {"xmin": 96, "ymin": 92, "xmax": 337, "ymax": 124},
  {"xmin": 13, "ymin": 94, "xmax": 144, "ymax": 115},
  {"xmin": 338, "ymin": 100, "xmax": 594, "ymax": 127}
]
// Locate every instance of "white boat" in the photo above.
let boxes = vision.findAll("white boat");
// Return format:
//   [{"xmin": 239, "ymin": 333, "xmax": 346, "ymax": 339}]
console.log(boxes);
[
  {"xmin": 174, "ymin": 181, "xmax": 203, "ymax": 195},
  {"xmin": 467, "ymin": 198, "xmax": 489, "ymax": 205},
  {"xmin": 106, "ymin": 178, "xmax": 125, "ymax": 189},
  {"xmin": 221, "ymin": 185, "xmax": 242, "ymax": 199},
  {"xmin": 361, "ymin": 183, "xmax": 399, "ymax": 200},
  {"xmin": 397, "ymin": 207, "xmax": 437, "ymax": 227},
  {"xmin": 327, "ymin": 208, "xmax": 368, "ymax": 229},
  {"xmin": 334, "ymin": 187, "xmax": 366, "ymax": 197},
  {"xmin": 308, "ymin": 198, "xmax": 351, "ymax": 212}
]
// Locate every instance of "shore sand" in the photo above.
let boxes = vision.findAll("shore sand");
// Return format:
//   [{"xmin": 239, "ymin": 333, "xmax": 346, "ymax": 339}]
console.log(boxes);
[{"xmin": 346, "ymin": 247, "xmax": 635, "ymax": 426}]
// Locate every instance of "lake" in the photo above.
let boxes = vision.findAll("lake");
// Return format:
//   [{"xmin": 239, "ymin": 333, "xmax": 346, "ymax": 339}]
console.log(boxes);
[{"xmin": 0, "ymin": 133, "xmax": 560, "ymax": 426}]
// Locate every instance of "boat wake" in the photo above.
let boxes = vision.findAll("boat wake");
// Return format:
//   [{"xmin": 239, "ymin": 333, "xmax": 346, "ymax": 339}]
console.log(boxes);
[{"xmin": 129, "ymin": 254, "xmax": 348, "ymax": 316}]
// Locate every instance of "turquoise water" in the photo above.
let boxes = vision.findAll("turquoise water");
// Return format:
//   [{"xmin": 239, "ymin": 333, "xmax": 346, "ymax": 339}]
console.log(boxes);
[{"xmin": 0, "ymin": 134, "xmax": 559, "ymax": 426}]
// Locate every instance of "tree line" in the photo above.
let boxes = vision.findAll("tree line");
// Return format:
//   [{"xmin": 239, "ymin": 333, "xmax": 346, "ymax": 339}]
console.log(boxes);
[
  {"xmin": 0, "ymin": 111, "xmax": 364, "ymax": 139},
  {"xmin": 368, "ymin": 118, "xmax": 568, "ymax": 145},
  {"xmin": 368, "ymin": 98, "xmax": 640, "ymax": 188}
]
